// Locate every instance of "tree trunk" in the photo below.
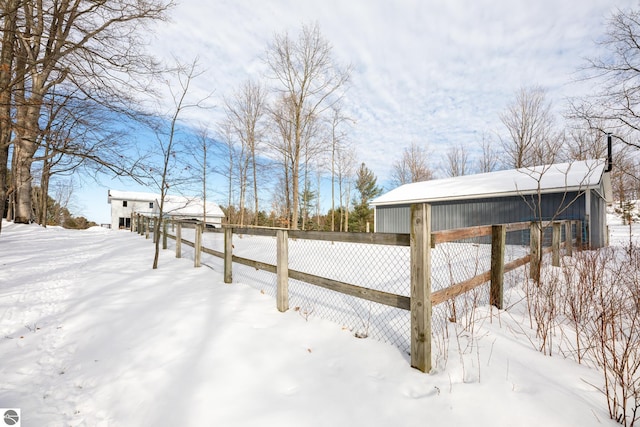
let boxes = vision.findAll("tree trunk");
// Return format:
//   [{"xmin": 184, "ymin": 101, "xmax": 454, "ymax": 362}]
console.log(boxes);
[
  {"xmin": 0, "ymin": 0, "xmax": 18, "ymax": 233},
  {"xmin": 291, "ymin": 137, "xmax": 300, "ymax": 230},
  {"xmin": 0, "ymin": 145, "xmax": 9, "ymax": 227},
  {"xmin": 13, "ymin": 103, "xmax": 42, "ymax": 224},
  {"xmin": 252, "ymin": 153, "xmax": 258, "ymax": 226},
  {"xmin": 283, "ymin": 158, "xmax": 291, "ymax": 228},
  {"xmin": 39, "ymin": 158, "xmax": 51, "ymax": 226},
  {"xmin": 13, "ymin": 144, "xmax": 35, "ymax": 223},
  {"xmin": 331, "ymin": 144, "xmax": 336, "ymax": 232}
]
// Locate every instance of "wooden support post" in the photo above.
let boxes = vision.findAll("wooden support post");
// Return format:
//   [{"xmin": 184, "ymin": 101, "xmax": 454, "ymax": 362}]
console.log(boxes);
[
  {"xmin": 276, "ymin": 230, "xmax": 289, "ymax": 312},
  {"xmin": 530, "ymin": 222, "xmax": 541, "ymax": 281},
  {"xmin": 575, "ymin": 220, "xmax": 583, "ymax": 251},
  {"xmin": 131, "ymin": 212, "xmax": 134, "ymax": 232},
  {"xmin": 162, "ymin": 219, "xmax": 168, "ymax": 250},
  {"xmin": 194, "ymin": 223, "xmax": 202, "ymax": 267},
  {"xmin": 145, "ymin": 217, "xmax": 150, "ymax": 240},
  {"xmin": 552, "ymin": 222, "xmax": 561, "ymax": 267},
  {"xmin": 565, "ymin": 221, "xmax": 573, "ymax": 257},
  {"xmin": 410, "ymin": 203, "xmax": 432, "ymax": 373},
  {"xmin": 224, "ymin": 227, "xmax": 233, "ymax": 283},
  {"xmin": 490, "ymin": 224, "xmax": 506, "ymax": 309},
  {"xmin": 175, "ymin": 222, "xmax": 182, "ymax": 258}
]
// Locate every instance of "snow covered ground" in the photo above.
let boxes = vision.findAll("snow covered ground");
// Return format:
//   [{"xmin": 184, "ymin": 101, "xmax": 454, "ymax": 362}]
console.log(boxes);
[{"xmin": 0, "ymin": 217, "xmax": 637, "ymax": 426}]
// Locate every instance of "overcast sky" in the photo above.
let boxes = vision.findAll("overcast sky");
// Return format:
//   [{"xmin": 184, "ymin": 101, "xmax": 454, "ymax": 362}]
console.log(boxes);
[
  {"xmin": 83, "ymin": 0, "xmax": 636, "ymax": 222},
  {"xmin": 148, "ymin": 0, "xmax": 633, "ymax": 172}
]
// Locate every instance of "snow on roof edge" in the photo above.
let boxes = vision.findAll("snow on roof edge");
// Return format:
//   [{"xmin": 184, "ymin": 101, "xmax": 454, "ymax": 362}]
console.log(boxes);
[{"xmin": 372, "ymin": 159, "xmax": 607, "ymax": 206}]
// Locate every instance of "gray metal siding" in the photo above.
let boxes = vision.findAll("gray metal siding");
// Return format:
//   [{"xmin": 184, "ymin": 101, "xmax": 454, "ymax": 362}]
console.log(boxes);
[
  {"xmin": 375, "ymin": 204, "xmax": 411, "ymax": 234},
  {"xmin": 375, "ymin": 192, "xmax": 592, "ymax": 244},
  {"xmin": 590, "ymin": 190, "xmax": 607, "ymax": 248}
]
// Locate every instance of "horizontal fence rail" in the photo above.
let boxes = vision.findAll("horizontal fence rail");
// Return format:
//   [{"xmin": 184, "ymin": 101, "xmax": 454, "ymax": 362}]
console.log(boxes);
[{"xmin": 132, "ymin": 205, "xmax": 582, "ymax": 373}]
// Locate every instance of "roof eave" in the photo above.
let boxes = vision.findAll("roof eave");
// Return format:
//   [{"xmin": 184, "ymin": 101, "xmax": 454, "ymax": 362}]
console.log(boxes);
[{"xmin": 372, "ymin": 184, "xmax": 599, "ymax": 207}]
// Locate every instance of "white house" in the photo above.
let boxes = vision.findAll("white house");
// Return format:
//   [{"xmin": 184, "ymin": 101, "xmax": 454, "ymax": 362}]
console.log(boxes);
[
  {"xmin": 107, "ymin": 190, "xmax": 158, "ymax": 230},
  {"xmin": 153, "ymin": 195, "xmax": 225, "ymax": 227},
  {"xmin": 108, "ymin": 190, "xmax": 226, "ymax": 230}
]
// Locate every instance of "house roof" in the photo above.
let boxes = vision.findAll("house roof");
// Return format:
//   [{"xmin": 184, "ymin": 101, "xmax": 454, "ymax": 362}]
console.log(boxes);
[
  {"xmin": 108, "ymin": 190, "xmax": 158, "ymax": 203},
  {"xmin": 156, "ymin": 195, "xmax": 225, "ymax": 218},
  {"xmin": 372, "ymin": 159, "xmax": 612, "ymax": 206}
]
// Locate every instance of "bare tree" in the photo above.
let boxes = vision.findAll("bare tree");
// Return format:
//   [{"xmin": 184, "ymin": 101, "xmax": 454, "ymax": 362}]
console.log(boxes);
[
  {"xmin": 0, "ymin": 0, "xmax": 19, "ymax": 231},
  {"xmin": 326, "ymin": 106, "xmax": 352, "ymax": 231},
  {"xmin": 30, "ymin": 87, "xmax": 135, "ymax": 226},
  {"xmin": 150, "ymin": 59, "xmax": 204, "ymax": 269},
  {"xmin": 478, "ymin": 132, "xmax": 500, "ymax": 173},
  {"xmin": 611, "ymin": 147, "xmax": 639, "ymax": 206},
  {"xmin": 565, "ymin": 123, "xmax": 608, "ymax": 161},
  {"xmin": 216, "ymin": 121, "xmax": 238, "ymax": 224},
  {"xmin": 565, "ymin": 119, "xmax": 640, "ymax": 205},
  {"xmin": 7, "ymin": 0, "xmax": 172, "ymax": 225},
  {"xmin": 500, "ymin": 86, "xmax": 563, "ymax": 168},
  {"xmin": 268, "ymin": 94, "xmax": 296, "ymax": 227},
  {"xmin": 391, "ymin": 141, "xmax": 434, "ymax": 186},
  {"xmin": 300, "ymin": 112, "xmax": 324, "ymax": 230},
  {"xmin": 223, "ymin": 79, "xmax": 267, "ymax": 226},
  {"xmin": 188, "ymin": 126, "xmax": 216, "ymax": 223},
  {"xmin": 572, "ymin": 7, "xmax": 640, "ymax": 150},
  {"xmin": 443, "ymin": 143, "xmax": 470, "ymax": 177},
  {"xmin": 265, "ymin": 22, "xmax": 350, "ymax": 229},
  {"xmin": 336, "ymin": 145, "xmax": 356, "ymax": 232},
  {"xmin": 517, "ymin": 160, "xmax": 603, "ymax": 281}
]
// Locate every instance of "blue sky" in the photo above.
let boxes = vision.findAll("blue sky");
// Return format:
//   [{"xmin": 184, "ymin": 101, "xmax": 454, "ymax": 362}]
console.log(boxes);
[{"xmin": 74, "ymin": 0, "xmax": 636, "ymax": 223}]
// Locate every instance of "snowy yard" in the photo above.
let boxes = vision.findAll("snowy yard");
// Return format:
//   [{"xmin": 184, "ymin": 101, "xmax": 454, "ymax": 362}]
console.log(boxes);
[{"xmin": 0, "ymin": 217, "xmax": 637, "ymax": 426}]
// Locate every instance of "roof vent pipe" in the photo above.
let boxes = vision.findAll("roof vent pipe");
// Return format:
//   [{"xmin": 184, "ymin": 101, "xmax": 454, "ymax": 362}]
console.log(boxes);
[{"xmin": 605, "ymin": 133, "xmax": 613, "ymax": 173}]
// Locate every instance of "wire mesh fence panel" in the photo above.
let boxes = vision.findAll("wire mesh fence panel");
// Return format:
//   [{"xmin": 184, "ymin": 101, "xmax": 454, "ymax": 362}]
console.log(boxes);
[
  {"xmin": 430, "ymin": 236, "xmax": 489, "ymax": 335},
  {"xmin": 286, "ymin": 238, "xmax": 411, "ymax": 353},
  {"xmin": 233, "ymin": 262, "xmax": 278, "ymax": 299},
  {"xmin": 430, "ymin": 227, "xmax": 532, "ymax": 341},
  {"xmin": 144, "ymin": 218, "xmax": 587, "ymax": 366},
  {"xmin": 287, "ymin": 239, "xmax": 410, "ymax": 295},
  {"xmin": 431, "ymin": 237, "xmax": 492, "ymax": 293},
  {"xmin": 234, "ymin": 233, "xmax": 278, "ymax": 266},
  {"xmin": 287, "ymin": 277, "xmax": 411, "ymax": 354},
  {"xmin": 223, "ymin": 233, "xmax": 279, "ymax": 298},
  {"xmin": 432, "ymin": 284, "xmax": 490, "ymax": 335},
  {"xmin": 202, "ymin": 230, "xmax": 225, "ymax": 253}
]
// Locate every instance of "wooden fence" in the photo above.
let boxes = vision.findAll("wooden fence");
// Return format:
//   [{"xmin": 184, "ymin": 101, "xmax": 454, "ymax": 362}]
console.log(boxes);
[{"xmin": 133, "ymin": 203, "xmax": 581, "ymax": 373}]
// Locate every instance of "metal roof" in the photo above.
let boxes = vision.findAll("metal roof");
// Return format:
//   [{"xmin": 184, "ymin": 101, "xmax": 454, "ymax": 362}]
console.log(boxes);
[
  {"xmin": 107, "ymin": 190, "xmax": 158, "ymax": 203},
  {"xmin": 372, "ymin": 159, "xmax": 612, "ymax": 206}
]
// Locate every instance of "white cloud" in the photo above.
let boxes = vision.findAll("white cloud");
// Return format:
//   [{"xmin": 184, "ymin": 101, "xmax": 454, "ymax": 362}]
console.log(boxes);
[{"xmin": 144, "ymin": 0, "xmax": 635, "ymax": 183}]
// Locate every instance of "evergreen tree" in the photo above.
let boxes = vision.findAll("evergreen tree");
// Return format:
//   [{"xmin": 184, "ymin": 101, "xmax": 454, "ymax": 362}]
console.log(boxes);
[{"xmin": 350, "ymin": 163, "xmax": 383, "ymax": 232}]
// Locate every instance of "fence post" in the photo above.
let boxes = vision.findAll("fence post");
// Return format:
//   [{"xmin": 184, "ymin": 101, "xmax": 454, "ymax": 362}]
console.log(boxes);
[
  {"xmin": 530, "ymin": 222, "xmax": 541, "ymax": 281},
  {"xmin": 138, "ymin": 214, "xmax": 143, "ymax": 235},
  {"xmin": 194, "ymin": 223, "xmax": 202, "ymax": 267},
  {"xmin": 175, "ymin": 222, "xmax": 182, "ymax": 258},
  {"xmin": 564, "ymin": 221, "xmax": 573, "ymax": 257},
  {"xmin": 552, "ymin": 222, "xmax": 561, "ymax": 267},
  {"xmin": 490, "ymin": 224, "xmax": 506, "ymax": 309},
  {"xmin": 145, "ymin": 217, "xmax": 150, "ymax": 240},
  {"xmin": 410, "ymin": 203, "xmax": 432, "ymax": 373},
  {"xmin": 576, "ymin": 220, "xmax": 583, "ymax": 250},
  {"xmin": 131, "ymin": 212, "xmax": 134, "ymax": 232},
  {"xmin": 162, "ymin": 219, "xmax": 168, "ymax": 250},
  {"xmin": 276, "ymin": 230, "xmax": 289, "ymax": 312},
  {"xmin": 224, "ymin": 227, "xmax": 233, "ymax": 283}
]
